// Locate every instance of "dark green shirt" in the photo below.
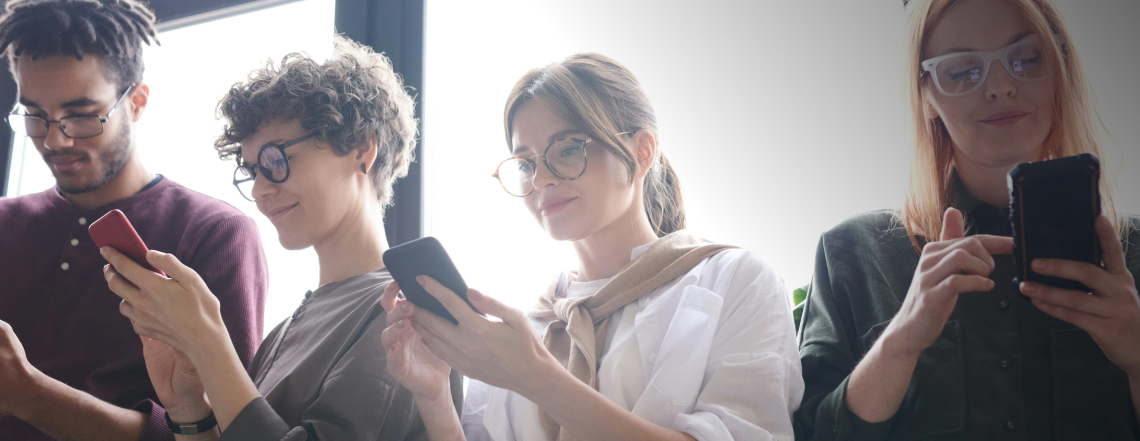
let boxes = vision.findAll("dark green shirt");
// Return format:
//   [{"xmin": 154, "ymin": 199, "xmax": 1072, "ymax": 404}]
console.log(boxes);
[{"xmin": 794, "ymin": 188, "xmax": 1140, "ymax": 440}]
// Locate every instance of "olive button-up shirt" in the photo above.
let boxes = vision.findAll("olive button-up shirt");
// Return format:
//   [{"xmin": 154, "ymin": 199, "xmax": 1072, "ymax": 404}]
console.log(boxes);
[{"xmin": 795, "ymin": 189, "xmax": 1140, "ymax": 440}]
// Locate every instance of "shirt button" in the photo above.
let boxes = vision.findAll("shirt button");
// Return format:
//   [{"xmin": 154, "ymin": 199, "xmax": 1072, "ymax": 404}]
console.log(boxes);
[
  {"xmin": 998, "ymin": 299, "xmax": 1011, "ymax": 310},
  {"xmin": 1005, "ymin": 420, "xmax": 1018, "ymax": 431},
  {"xmin": 70, "ymin": 238, "xmax": 80, "ymax": 246},
  {"xmin": 61, "ymin": 262, "xmax": 70, "ymax": 270},
  {"xmin": 1000, "ymin": 359, "xmax": 1013, "ymax": 369},
  {"xmin": 78, "ymin": 217, "xmax": 88, "ymax": 225}
]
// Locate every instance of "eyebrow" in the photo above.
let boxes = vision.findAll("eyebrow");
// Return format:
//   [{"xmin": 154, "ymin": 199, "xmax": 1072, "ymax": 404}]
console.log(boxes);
[
  {"xmin": 511, "ymin": 129, "xmax": 589, "ymax": 155},
  {"xmin": 942, "ymin": 30, "xmax": 1036, "ymax": 55},
  {"xmin": 16, "ymin": 97, "xmax": 104, "ymax": 110}
]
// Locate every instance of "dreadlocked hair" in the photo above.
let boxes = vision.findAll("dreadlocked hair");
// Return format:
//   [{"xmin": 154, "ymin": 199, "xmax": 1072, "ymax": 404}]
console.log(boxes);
[{"xmin": 0, "ymin": 0, "xmax": 158, "ymax": 91}]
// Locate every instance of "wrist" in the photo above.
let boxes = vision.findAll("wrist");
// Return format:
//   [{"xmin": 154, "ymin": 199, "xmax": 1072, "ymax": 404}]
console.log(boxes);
[
  {"xmin": 877, "ymin": 324, "xmax": 925, "ymax": 363},
  {"xmin": 518, "ymin": 356, "xmax": 570, "ymax": 405},
  {"xmin": 165, "ymin": 400, "xmax": 213, "ymax": 424}
]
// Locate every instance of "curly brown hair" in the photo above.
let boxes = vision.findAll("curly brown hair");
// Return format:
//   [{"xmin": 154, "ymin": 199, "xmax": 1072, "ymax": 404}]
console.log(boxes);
[{"xmin": 215, "ymin": 36, "xmax": 417, "ymax": 207}]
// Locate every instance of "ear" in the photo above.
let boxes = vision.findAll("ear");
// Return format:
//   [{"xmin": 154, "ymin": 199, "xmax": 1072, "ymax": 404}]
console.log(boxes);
[
  {"xmin": 632, "ymin": 130, "xmax": 658, "ymax": 180},
  {"xmin": 920, "ymin": 83, "xmax": 941, "ymax": 121},
  {"xmin": 354, "ymin": 134, "xmax": 379, "ymax": 174},
  {"xmin": 128, "ymin": 82, "xmax": 150, "ymax": 122}
]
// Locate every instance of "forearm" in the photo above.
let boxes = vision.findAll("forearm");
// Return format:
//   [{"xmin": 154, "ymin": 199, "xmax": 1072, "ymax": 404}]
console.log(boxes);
[
  {"xmin": 523, "ymin": 360, "xmax": 694, "ymax": 441},
  {"xmin": 16, "ymin": 371, "xmax": 146, "ymax": 441},
  {"xmin": 846, "ymin": 327, "xmax": 920, "ymax": 423},
  {"xmin": 186, "ymin": 328, "xmax": 261, "ymax": 432},
  {"xmin": 414, "ymin": 384, "xmax": 465, "ymax": 441}
]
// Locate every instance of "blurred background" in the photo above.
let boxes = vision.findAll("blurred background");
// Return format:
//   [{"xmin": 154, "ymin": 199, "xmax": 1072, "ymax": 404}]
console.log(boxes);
[{"xmin": 3, "ymin": 0, "xmax": 1138, "ymax": 336}]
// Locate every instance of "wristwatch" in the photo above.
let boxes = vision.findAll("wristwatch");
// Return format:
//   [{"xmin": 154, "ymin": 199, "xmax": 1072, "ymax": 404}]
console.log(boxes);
[{"xmin": 165, "ymin": 411, "xmax": 218, "ymax": 435}]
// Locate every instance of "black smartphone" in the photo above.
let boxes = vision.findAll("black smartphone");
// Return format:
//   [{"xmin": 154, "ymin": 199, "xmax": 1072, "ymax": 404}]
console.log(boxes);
[
  {"xmin": 382, "ymin": 236, "xmax": 478, "ymax": 324},
  {"xmin": 1008, "ymin": 153, "xmax": 1102, "ymax": 294}
]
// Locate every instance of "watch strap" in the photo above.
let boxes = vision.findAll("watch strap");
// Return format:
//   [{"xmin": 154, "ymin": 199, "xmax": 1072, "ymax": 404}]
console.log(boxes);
[{"xmin": 165, "ymin": 411, "xmax": 217, "ymax": 435}]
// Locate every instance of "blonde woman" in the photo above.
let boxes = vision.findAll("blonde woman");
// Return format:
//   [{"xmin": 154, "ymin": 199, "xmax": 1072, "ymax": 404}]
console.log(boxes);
[
  {"xmin": 380, "ymin": 53, "xmax": 803, "ymax": 440},
  {"xmin": 795, "ymin": 0, "xmax": 1140, "ymax": 439}
]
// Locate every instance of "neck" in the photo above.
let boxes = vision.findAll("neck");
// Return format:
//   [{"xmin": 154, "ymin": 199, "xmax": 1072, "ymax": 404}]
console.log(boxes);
[
  {"xmin": 313, "ymin": 197, "xmax": 390, "ymax": 286},
  {"xmin": 63, "ymin": 152, "xmax": 153, "ymax": 210},
  {"xmin": 572, "ymin": 204, "xmax": 660, "ymax": 282},
  {"xmin": 953, "ymin": 148, "xmax": 1038, "ymax": 208}
]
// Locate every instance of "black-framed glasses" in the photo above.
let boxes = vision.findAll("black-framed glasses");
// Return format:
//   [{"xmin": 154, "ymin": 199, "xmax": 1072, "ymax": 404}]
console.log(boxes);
[
  {"xmin": 492, "ymin": 130, "xmax": 637, "ymax": 197},
  {"xmin": 232, "ymin": 132, "xmax": 317, "ymax": 202},
  {"xmin": 7, "ymin": 83, "xmax": 136, "ymax": 139}
]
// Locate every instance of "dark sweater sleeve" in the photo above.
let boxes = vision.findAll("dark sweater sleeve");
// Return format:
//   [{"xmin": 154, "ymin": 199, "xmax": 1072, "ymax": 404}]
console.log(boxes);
[
  {"xmin": 793, "ymin": 235, "xmax": 895, "ymax": 441},
  {"xmin": 185, "ymin": 214, "xmax": 268, "ymax": 365}
]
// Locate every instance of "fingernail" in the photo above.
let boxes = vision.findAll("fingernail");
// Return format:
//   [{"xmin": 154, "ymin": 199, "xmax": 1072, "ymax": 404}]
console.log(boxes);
[
  {"xmin": 398, "ymin": 319, "xmax": 407, "ymax": 327},
  {"xmin": 400, "ymin": 302, "xmax": 409, "ymax": 311},
  {"xmin": 1032, "ymin": 260, "xmax": 1046, "ymax": 270},
  {"xmin": 469, "ymin": 290, "xmax": 483, "ymax": 301},
  {"xmin": 99, "ymin": 247, "xmax": 107, "ymax": 256},
  {"xmin": 416, "ymin": 275, "xmax": 426, "ymax": 285},
  {"xmin": 103, "ymin": 264, "xmax": 109, "ymax": 273},
  {"xmin": 1021, "ymin": 282, "xmax": 1034, "ymax": 293}
]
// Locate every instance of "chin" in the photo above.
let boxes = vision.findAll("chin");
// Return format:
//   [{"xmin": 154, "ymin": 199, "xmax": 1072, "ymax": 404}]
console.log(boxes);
[
  {"xmin": 540, "ymin": 219, "xmax": 591, "ymax": 242},
  {"xmin": 274, "ymin": 228, "xmax": 315, "ymax": 251}
]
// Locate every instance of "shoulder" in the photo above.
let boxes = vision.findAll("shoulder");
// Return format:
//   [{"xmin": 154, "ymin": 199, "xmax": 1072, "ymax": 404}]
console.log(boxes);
[
  {"xmin": 691, "ymin": 248, "xmax": 789, "ymax": 311},
  {"xmin": 823, "ymin": 209, "xmax": 905, "ymax": 243},
  {"xmin": 0, "ymin": 189, "xmax": 57, "ymax": 218},
  {"xmin": 1120, "ymin": 214, "xmax": 1140, "ymax": 275},
  {"xmin": 157, "ymin": 180, "xmax": 259, "ymax": 236}
]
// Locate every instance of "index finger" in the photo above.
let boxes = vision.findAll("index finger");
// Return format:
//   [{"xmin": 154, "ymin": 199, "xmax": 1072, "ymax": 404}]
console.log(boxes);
[
  {"xmin": 973, "ymin": 235, "xmax": 1014, "ymax": 256},
  {"xmin": 417, "ymin": 275, "xmax": 481, "ymax": 325},
  {"xmin": 382, "ymin": 281, "xmax": 402, "ymax": 311},
  {"xmin": 101, "ymin": 247, "xmax": 163, "ymax": 289}
]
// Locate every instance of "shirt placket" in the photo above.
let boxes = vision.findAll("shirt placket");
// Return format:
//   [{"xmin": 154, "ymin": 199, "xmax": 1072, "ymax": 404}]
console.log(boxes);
[{"xmin": 55, "ymin": 214, "xmax": 92, "ymax": 296}]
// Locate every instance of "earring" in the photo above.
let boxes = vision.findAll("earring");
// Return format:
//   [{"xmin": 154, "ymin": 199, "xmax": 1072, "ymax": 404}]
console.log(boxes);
[{"xmin": 360, "ymin": 163, "xmax": 368, "ymax": 174}]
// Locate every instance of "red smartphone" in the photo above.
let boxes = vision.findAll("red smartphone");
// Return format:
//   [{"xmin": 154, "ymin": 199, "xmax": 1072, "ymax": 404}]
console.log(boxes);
[{"xmin": 89, "ymin": 209, "xmax": 164, "ymax": 276}]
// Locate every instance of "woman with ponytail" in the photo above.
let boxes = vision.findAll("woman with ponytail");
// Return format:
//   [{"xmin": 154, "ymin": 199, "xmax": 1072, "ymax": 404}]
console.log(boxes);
[{"xmin": 379, "ymin": 53, "xmax": 803, "ymax": 440}]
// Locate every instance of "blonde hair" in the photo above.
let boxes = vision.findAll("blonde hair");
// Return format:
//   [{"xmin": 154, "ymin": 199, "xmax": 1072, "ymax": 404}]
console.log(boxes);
[
  {"xmin": 901, "ymin": 0, "xmax": 1120, "ymax": 250},
  {"xmin": 503, "ymin": 53, "xmax": 685, "ymax": 237}
]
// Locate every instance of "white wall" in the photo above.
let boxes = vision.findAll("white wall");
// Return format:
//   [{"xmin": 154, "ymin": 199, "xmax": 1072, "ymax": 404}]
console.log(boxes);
[{"xmin": 423, "ymin": 0, "xmax": 1140, "ymax": 310}]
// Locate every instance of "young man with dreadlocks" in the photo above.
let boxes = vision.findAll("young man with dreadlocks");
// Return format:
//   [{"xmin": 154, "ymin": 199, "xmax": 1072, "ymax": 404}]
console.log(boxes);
[{"xmin": 0, "ymin": 0, "xmax": 268, "ymax": 439}]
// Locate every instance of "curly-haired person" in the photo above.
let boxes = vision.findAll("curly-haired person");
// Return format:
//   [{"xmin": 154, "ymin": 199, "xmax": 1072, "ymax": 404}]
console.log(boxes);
[
  {"xmin": 101, "ymin": 36, "xmax": 463, "ymax": 441},
  {"xmin": 0, "ymin": 0, "xmax": 268, "ymax": 440}
]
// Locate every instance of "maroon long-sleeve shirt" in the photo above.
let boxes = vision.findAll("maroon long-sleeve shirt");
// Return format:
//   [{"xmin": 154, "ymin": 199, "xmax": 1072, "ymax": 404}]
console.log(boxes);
[{"xmin": 0, "ymin": 177, "xmax": 268, "ymax": 440}]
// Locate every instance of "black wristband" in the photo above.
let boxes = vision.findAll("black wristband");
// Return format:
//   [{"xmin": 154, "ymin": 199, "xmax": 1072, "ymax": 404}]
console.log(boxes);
[{"xmin": 165, "ymin": 411, "xmax": 218, "ymax": 435}]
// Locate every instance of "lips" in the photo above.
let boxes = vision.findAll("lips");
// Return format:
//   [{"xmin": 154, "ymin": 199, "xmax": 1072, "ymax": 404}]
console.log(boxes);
[
  {"xmin": 46, "ymin": 155, "xmax": 87, "ymax": 172},
  {"xmin": 539, "ymin": 197, "xmax": 576, "ymax": 216},
  {"xmin": 980, "ymin": 110, "xmax": 1029, "ymax": 126},
  {"xmin": 265, "ymin": 203, "xmax": 299, "ymax": 220}
]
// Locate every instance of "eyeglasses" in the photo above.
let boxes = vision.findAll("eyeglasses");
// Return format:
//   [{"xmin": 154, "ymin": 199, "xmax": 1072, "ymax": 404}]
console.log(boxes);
[
  {"xmin": 492, "ymin": 130, "xmax": 637, "ymax": 197},
  {"xmin": 232, "ymin": 132, "xmax": 317, "ymax": 202},
  {"xmin": 921, "ymin": 35, "xmax": 1061, "ymax": 97},
  {"xmin": 7, "ymin": 83, "xmax": 136, "ymax": 139}
]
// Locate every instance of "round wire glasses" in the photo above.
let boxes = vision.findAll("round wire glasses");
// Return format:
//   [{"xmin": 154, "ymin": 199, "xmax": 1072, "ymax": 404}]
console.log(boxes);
[
  {"xmin": 492, "ymin": 131, "xmax": 637, "ymax": 197},
  {"xmin": 492, "ymin": 135, "xmax": 592, "ymax": 197},
  {"xmin": 232, "ymin": 133, "xmax": 317, "ymax": 201}
]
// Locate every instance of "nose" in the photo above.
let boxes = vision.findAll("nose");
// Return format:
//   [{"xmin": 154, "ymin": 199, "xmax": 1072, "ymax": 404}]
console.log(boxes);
[
  {"xmin": 43, "ymin": 121, "xmax": 74, "ymax": 150},
  {"xmin": 251, "ymin": 171, "xmax": 279, "ymax": 201},
  {"xmin": 983, "ymin": 58, "xmax": 1017, "ymax": 100},
  {"xmin": 531, "ymin": 158, "xmax": 560, "ymax": 191}
]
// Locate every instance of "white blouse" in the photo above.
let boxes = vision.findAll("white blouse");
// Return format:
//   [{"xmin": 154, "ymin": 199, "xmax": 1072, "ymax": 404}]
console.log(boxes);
[{"xmin": 461, "ymin": 243, "xmax": 804, "ymax": 441}]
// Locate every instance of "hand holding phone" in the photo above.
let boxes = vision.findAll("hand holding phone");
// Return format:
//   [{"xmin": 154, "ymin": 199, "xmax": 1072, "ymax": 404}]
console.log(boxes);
[
  {"xmin": 382, "ymin": 237, "xmax": 478, "ymax": 324},
  {"xmin": 90, "ymin": 209, "xmax": 165, "ymax": 276}
]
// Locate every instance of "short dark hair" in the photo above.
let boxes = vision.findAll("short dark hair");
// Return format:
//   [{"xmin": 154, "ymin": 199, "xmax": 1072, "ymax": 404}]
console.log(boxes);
[
  {"xmin": 0, "ymin": 0, "xmax": 158, "ymax": 91},
  {"xmin": 215, "ymin": 36, "xmax": 418, "ymax": 207}
]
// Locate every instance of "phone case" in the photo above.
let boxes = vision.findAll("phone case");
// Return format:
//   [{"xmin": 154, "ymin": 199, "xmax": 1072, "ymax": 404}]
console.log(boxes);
[
  {"xmin": 89, "ymin": 209, "xmax": 164, "ymax": 275},
  {"xmin": 382, "ymin": 236, "xmax": 476, "ymax": 325},
  {"xmin": 1008, "ymin": 153, "xmax": 1101, "ymax": 294}
]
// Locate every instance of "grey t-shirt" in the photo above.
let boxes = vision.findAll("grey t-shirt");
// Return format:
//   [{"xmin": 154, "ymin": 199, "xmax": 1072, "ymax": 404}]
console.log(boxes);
[{"xmin": 220, "ymin": 270, "xmax": 464, "ymax": 441}]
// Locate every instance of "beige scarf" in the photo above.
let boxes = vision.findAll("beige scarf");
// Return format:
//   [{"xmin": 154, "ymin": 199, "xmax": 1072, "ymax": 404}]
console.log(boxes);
[{"xmin": 527, "ymin": 231, "xmax": 738, "ymax": 441}]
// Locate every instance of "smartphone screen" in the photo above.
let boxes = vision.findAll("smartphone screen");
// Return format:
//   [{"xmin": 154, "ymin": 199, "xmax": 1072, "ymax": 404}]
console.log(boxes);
[{"xmin": 1010, "ymin": 154, "xmax": 1101, "ymax": 293}]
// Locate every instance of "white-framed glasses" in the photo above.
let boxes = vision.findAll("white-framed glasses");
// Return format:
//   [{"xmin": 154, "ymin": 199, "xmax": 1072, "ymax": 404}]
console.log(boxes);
[{"xmin": 921, "ymin": 35, "xmax": 1063, "ymax": 97}]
